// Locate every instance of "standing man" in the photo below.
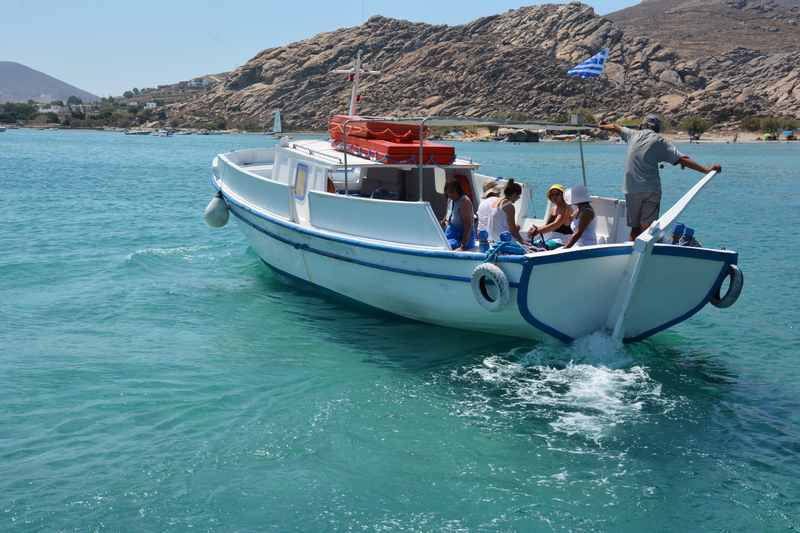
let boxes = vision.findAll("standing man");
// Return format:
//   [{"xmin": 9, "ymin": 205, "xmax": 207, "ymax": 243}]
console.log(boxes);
[{"xmin": 599, "ymin": 115, "xmax": 721, "ymax": 240}]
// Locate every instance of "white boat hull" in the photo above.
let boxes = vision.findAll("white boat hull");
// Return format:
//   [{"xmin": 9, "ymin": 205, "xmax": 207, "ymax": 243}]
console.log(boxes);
[{"xmin": 217, "ymin": 176, "xmax": 737, "ymax": 343}]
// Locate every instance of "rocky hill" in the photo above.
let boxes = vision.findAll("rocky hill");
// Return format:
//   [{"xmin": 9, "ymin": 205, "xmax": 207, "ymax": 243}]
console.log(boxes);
[
  {"xmin": 170, "ymin": 2, "xmax": 800, "ymax": 129},
  {"xmin": 0, "ymin": 62, "xmax": 98, "ymax": 103},
  {"xmin": 608, "ymin": 0, "xmax": 800, "ymax": 59}
]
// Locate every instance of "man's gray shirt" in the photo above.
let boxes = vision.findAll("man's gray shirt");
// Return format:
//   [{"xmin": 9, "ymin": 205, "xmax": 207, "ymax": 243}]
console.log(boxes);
[{"xmin": 620, "ymin": 127, "xmax": 685, "ymax": 194}]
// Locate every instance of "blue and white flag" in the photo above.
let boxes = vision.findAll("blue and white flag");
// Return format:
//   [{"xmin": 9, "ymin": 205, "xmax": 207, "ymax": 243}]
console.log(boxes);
[{"xmin": 567, "ymin": 48, "xmax": 609, "ymax": 79}]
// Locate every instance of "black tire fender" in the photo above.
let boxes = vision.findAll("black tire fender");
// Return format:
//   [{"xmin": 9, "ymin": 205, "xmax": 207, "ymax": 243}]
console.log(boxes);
[
  {"xmin": 711, "ymin": 264, "xmax": 743, "ymax": 309},
  {"xmin": 471, "ymin": 263, "xmax": 511, "ymax": 312}
]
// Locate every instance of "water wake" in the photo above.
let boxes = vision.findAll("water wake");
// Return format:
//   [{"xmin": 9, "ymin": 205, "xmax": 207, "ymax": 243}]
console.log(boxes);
[{"xmin": 451, "ymin": 333, "xmax": 672, "ymax": 443}]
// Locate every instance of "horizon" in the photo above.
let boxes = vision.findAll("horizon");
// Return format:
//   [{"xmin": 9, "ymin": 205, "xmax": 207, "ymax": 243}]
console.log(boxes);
[{"xmin": 2, "ymin": 0, "xmax": 638, "ymax": 97}]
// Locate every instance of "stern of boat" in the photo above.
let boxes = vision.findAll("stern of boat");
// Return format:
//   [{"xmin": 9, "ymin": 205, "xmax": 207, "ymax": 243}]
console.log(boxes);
[
  {"xmin": 618, "ymin": 244, "xmax": 738, "ymax": 342},
  {"xmin": 515, "ymin": 244, "xmax": 738, "ymax": 343}
]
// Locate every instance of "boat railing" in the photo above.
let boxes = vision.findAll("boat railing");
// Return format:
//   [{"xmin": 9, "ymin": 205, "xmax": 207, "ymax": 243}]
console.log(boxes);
[
  {"xmin": 285, "ymin": 141, "xmax": 344, "ymax": 165},
  {"xmin": 346, "ymin": 115, "xmax": 596, "ymax": 131}
]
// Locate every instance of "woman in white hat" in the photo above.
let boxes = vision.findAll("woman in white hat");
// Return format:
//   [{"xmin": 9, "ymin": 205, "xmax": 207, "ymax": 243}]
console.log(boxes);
[{"xmin": 563, "ymin": 184, "xmax": 597, "ymax": 248}]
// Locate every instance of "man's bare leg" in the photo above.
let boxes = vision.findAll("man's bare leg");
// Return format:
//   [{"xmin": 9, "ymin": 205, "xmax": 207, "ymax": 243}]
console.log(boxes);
[{"xmin": 630, "ymin": 226, "xmax": 645, "ymax": 241}]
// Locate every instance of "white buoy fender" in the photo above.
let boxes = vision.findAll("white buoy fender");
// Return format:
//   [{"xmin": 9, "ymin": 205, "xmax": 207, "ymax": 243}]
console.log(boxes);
[
  {"xmin": 710, "ymin": 264, "xmax": 743, "ymax": 309},
  {"xmin": 204, "ymin": 191, "xmax": 229, "ymax": 228},
  {"xmin": 471, "ymin": 263, "xmax": 511, "ymax": 312}
]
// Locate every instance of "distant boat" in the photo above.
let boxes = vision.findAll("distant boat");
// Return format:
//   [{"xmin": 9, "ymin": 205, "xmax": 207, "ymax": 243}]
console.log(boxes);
[
  {"xmin": 0, "ymin": 127, "xmax": 6, "ymax": 132},
  {"xmin": 152, "ymin": 129, "xmax": 173, "ymax": 137},
  {"xmin": 124, "ymin": 129, "xmax": 151, "ymax": 135},
  {"xmin": 265, "ymin": 110, "xmax": 282, "ymax": 136}
]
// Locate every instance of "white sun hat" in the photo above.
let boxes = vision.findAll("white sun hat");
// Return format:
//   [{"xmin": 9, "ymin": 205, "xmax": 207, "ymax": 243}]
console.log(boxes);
[{"xmin": 565, "ymin": 184, "xmax": 591, "ymax": 205}]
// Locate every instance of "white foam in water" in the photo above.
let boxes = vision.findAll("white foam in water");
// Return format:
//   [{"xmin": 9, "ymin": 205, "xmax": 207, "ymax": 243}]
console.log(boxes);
[
  {"xmin": 124, "ymin": 244, "xmax": 228, "ymax": 263},
  {"xmin": 454, "ymin": 332, "xmax": 667, "ymax": 443}
]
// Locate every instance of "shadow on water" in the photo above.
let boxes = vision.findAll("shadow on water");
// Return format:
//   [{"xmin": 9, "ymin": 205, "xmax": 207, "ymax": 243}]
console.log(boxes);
[{"xmin": 246, "ymin": 256, "xmax": 527, "ymax": 369}]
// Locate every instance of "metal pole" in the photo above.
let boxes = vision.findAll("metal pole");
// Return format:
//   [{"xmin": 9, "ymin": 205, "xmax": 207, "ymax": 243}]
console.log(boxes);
[
  {"xmin": 572, "ymin": 112, "xmax": 588, "ymax": 187},
  {"xmin": 577, "ymin": 125, "xmax": 587, "ymax": 187},
  {"xmin": 343, "ymin": 119, "xmax": 350, "ymax": 196},
  {"xmin": 349, "ymin": 50, "xmax": 362, "ymax": 116},
  {"xmin": 418, "ymin": 118, "xmax": 427, "ymax": 202}
]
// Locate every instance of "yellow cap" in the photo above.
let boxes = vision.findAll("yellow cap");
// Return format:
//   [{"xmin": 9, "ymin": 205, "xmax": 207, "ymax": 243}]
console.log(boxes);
[{"xmin": 547, "ymin": 183, "xmax": 566, "ymax": 196}]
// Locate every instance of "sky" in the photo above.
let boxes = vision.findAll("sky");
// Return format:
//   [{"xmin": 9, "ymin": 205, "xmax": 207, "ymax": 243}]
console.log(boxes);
[{"xmin": 1, "ymin": 0, "xmax": 639, "ymax": 97}]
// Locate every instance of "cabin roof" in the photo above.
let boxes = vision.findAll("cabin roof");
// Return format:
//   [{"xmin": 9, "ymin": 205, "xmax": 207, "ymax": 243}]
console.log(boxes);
[{"xmin": 285, "ymin": 139, "xmax": 479, "ymax": 169}]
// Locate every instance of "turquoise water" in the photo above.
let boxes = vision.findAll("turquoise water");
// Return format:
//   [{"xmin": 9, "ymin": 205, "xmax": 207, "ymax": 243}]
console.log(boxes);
[{"xmin": 1, "ymin": 129, "xmax": 799, "ymax": 532}]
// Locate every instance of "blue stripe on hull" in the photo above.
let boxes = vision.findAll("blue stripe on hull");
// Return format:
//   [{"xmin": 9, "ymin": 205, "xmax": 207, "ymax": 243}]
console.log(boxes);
[{"xmin": 228, "ymin": 205, "xmax": 519, "ymax": 287}]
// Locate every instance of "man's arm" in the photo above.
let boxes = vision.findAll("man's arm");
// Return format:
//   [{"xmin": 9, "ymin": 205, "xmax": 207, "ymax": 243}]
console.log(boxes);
[
  {"xmin": 659, "ymin": 137, "xmax": 722, "ymax": 175},
  {"xmin": 598, "ymin": 123, "xmax": 623, "ymax": 136},
  {"xmin": 677, "ymin": 156, "xmax": 722, "ymax": 175}
]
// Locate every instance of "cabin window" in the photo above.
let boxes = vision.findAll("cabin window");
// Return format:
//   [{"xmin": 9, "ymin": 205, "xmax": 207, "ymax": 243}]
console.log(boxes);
[{"xmin": 294, "ymin": 163, "xmax": 309, "ymax": 200}]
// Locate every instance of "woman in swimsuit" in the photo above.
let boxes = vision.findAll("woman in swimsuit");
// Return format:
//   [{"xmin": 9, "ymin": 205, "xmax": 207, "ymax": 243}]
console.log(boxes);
[{"xmin": 527, "ymin": 183, "xmax": 573, "ymax": 243}]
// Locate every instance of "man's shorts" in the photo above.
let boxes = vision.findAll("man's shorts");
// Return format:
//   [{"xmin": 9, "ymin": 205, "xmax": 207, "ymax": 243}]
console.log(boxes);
[{"xmin": 625, "ymin": 191, "xmax": 661, "ymax": 229}]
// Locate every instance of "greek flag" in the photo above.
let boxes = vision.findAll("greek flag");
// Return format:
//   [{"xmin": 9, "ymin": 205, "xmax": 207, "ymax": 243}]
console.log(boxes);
[{"xmin": 567, "ymin": 48, "xmax": 609, "ymax": 79}]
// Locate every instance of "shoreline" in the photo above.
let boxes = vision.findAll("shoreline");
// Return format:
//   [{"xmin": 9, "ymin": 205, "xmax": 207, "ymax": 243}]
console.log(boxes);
[{"xmin": 6, "ymin": 125, "xmax": 797, "ymax": 145}]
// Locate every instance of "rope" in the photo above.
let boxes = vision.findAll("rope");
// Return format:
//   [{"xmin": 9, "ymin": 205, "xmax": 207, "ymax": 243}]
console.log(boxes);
[{"xmin": 484, "ymin": 240, "xmax": 526, "ymax": 263}]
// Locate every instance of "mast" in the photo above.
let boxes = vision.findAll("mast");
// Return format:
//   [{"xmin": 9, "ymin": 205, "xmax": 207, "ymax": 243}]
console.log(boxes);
[
  {"xmin": 349, "ymin": 50, "xmax": 362, "ymax": 115},
  {"xmin": 332, "ymin": 49, "xmax": 380, "ymax": 116},
  {"xmin": 573, "ymin": 113, "xmax": 588, "ymax": 187}
]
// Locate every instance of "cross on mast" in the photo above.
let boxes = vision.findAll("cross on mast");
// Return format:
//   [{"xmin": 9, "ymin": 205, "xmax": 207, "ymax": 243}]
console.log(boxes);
[{"xmin": 332, "ymin": 49, "xmax": 381, "ymax": 115}]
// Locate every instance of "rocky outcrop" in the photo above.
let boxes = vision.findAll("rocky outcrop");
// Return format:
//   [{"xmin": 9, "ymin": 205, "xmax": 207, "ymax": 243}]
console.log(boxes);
[
  {"xmin": 170, "ymin": 2, "xmax": 800, "ymax": 129},
  {"xmin": 680, "ymin": 48, "xmax": 800, "ymax": 120},
  {"xmin": 609, "ymin": 0, "xmax": 800, "ymax": 59}
]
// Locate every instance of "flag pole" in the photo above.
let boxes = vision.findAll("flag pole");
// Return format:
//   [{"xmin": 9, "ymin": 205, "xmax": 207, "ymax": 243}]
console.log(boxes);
[
  {"xmin": 577, "ymin": 117, "xmax": 587, "ymax": 187},
  {"xmin": 567, "ymin": 48, "xmax": 608, "ymax": 189}
]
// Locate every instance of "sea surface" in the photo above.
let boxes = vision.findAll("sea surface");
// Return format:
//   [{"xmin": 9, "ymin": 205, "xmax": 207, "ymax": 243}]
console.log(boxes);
[{"xmin": 1, "ymin": 129, "xmax": 799, "ymax": 532}]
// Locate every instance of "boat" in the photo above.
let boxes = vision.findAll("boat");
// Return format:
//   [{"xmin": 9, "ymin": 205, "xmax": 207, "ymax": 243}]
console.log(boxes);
[
  {"xmin": 124, "ymin": 129, "xmax": 152, "ymax": 135},
  {"xmin": 153, "ymin": 129, "xmax": 173, "ymax": 137},
  {"xmin": 203, "ymin": 52, "xmax": 742, "ymax": 344},
  {"xmin": 0, "ymin": 127, "xmax": 6, "ymax": 132},
  {"xmin": 265, "ymin": 110, "xmax": 283, "ymax": 137}
]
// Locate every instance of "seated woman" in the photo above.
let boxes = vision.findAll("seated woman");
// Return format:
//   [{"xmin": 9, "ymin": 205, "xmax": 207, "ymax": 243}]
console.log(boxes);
[
  {"xmin": 487, "ymin": 179, "xmax": 527, "ymax": 245},
  {"xmin": 527, "ymin": 183, "xmax": 572, "ymax": 244},
  {"xmin": 476, "ymin": 180, "xmax": 502, "ymax": 235},
  {"xmin": 442, "ymin": 180, "xmax": 476, "ymax": 251},
  {"xmin": 563, "ymin": 184, "xmax": 597, "ymax": 248}
]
